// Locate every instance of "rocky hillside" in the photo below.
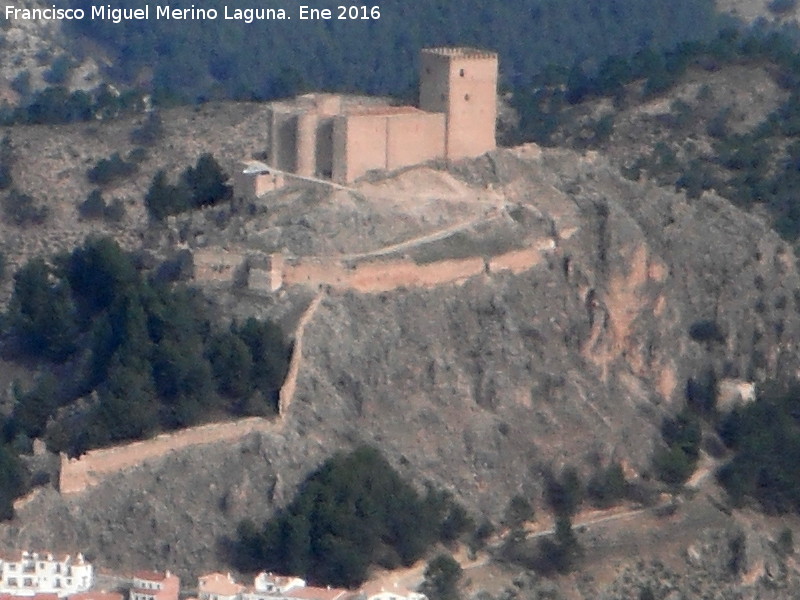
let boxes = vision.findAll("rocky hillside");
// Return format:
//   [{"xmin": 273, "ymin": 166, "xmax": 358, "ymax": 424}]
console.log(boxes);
[
  {"xmin": 1, "ymin": 134, "xmax": 799, "ymax": 599},
  {"xmin": 716, "ymin": 0, "xmax": 800, "ymax": 23}
]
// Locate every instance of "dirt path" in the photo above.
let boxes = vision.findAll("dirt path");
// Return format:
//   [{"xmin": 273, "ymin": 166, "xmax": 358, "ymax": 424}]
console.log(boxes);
[
  {"xmin": 339, "ymin": 211, "xmax": 502, "ymax": 261},
  {"xmin": 363, "ymin": 499, "xmax": 679, "ymax": 595}
]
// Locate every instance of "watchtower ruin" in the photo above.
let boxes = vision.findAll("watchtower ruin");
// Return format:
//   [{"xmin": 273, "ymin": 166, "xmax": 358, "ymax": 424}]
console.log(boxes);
[{"xmin": 419, "ymin": 47, "xmax": 499, "ymax": 160}]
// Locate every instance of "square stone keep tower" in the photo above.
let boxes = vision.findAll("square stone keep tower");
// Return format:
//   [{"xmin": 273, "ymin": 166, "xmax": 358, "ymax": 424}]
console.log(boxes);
[{"xmin": 419, "ymin": 47, "xmax": 498, "ymax": 160}]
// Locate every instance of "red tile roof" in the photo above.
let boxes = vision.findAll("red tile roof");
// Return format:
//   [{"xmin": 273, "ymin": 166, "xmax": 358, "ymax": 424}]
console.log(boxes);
[
  {"xmin": 284, "ymin": 587, "xmax": 353, "ymax": 600},
  {"xmin": 70, "ymin": 592, "xmax": 124, "ymax": 600},
  {"xmin": 198, "ymin": 573, "xmax": 244, "ymax": 597}
]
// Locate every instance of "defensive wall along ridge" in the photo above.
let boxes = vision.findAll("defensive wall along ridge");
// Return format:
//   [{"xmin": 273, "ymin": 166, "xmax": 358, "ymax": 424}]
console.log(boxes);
[
  {"xmin": 193, "ymin": 234, "xmax": 558, "ymax": 295},
  {"xmin": 57, "ymin": 234, "xmax": 560, "ymax": 496},
  {"xmin": 278, "ymin": 291, "xmax": 324, "ymax": 417},
  {"xmin": 58, "ymin": 417, "xmax": 277, "ymax": 495}
]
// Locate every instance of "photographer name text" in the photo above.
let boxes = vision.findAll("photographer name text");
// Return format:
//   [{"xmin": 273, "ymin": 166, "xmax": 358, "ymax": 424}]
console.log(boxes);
[{"xmin": 4, "ymin": 4, "xmax": 382, "ymax": 23}]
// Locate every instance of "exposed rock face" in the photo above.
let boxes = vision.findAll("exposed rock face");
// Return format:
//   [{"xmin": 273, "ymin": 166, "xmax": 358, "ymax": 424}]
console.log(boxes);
[{"xmin": 2, "ymin": 145, "xmax": 800, "ymax": 588}]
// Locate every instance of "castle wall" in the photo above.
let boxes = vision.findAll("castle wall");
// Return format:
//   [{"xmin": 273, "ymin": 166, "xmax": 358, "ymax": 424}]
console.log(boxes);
[
  {"xmin": 233, "ymin": 163, "xmax": 285, "ymax": 200},
  {"xmin": 280, "ymin": 255, "xmax": 486, "ymax": 292},
  {"xmin": 385, "ymin": 111, "xmax": 446, "ymax": 169},
  {"xmin": 419, "ymin": 52, "xmax": 450, "ymax": 114},
  {"xmin": 271, "ymin": 110, "xmax": 298, "ymax": 172},
  {"xmin": 59, "ymin": 418, "xmax": 275, "ymax": 495},
  {"xmin": 193, "ymin": 248, "xmax": 245, "ymax": 284},
  {"xmin": 420, "ymin": 48, "xmax": 498, "ymax": 160},
  {"xmin": 333, "ymin": 113, "xmax": 388, "ymax": 183},
  {"xmin": 295, "ymin": 112, "xmax": 318, "ymax": 177},
  {"xmin": 248, "ymin": 253, "xmax": 284, "ymax": 293},
  {"xmin": 315, "ymin": 117, "xmax": 335, "ymax": 178},
  {"xmin": 445, "ymin": 54, "xmax": 497, "ymax": 159},
  {"xmin": 332, "ymin": 116, "xmax": 348, "ymax": 183}
]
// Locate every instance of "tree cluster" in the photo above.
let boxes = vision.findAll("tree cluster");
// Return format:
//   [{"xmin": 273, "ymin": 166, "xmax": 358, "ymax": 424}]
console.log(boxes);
[
  {"xmin": 2, "ymin": 236, "xmax": 290, "ymax": 457},
  {"xmin": 232, "ymin": 446, "xmax": 473, "ymax": 588},
  {"xmin": 0, "ymin": 84, "xmax": 147, "ymax": 126},
  {"xmin": 86, "ymin": 152, "xmax": 139, "ymax": 186},
  {"xmin": 652, "ymin": 410, "xmax": 701, "ymax": 487},
  {"xmin": 717, "ymin": 379, "xmax": 800, "ymax": 513},
  {"xmin": 145, "ymin": 154, "xmax": 231, "ymax": 220},
  {"xmin": 62, "ymin": 0, "xmax": 720, "ymax": 104},
  {"xmin": 513, "ymin": 26, "xmax": 800, "ymax": 244}
]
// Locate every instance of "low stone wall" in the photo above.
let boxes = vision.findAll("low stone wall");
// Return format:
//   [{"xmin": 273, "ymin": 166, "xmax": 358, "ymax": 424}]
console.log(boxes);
[
  {"xmin": 193, "ymin": 247, "xmax": 246, "ymax": 284},
  {"xmin": 193, "ymin": 235, "xmax": 555, "ymax": 295},
  {"xmin": 59, "ymin": 417, "xmax": 275, "ymax": 495},
  {"xmin": 347, "ymin": 256, "xmax": 485, "ymax": 292}
]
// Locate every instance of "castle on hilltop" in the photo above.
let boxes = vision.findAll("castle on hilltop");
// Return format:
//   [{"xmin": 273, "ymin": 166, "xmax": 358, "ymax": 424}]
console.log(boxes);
[{"xmin": 235, "ymin": 47, "xmax": 498, "ymax": 194}]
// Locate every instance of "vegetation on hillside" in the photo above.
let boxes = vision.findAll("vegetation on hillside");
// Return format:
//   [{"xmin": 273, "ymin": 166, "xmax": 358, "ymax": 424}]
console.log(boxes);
[
  {"xmin": 145, "ymin": 154, "xmax": 232, "ymax": 220},
  {"xmin": 511, "ymin": 26, "xmax": 800, "ymax": 243},
  {"xmin": 420, "ymin": 554, "xmax": 463, "ymax": 600},
  {"xmin": 652, "ymin": 410, "xmax": 702, "ymax": 487},
  {"xmin": 60, "ymin": 0, "xmax": 722, "ymax": 104},
  {"xmin": 717, "ymin": 379, "xmax": 800, "ymax": 513},
  {"xmin": 0, "ymin": 84, "xmax": 147, "ymax": 126},
  {"xmin": 1, "ymin": 237, "xmax": 290, "ymax": 459},
  {"xmin": 232, "ymin": 446, "xmax": 473, "ymax": 587}
]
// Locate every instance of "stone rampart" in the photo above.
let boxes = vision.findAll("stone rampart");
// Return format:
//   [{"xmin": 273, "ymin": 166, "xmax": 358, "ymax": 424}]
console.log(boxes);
[
  {"xmin": 63, "ymin": 235, "xmax": 554, "ymax": 496},
  {"xmin": 193, "ymin": 247, "xmax": 246, "ymax": 284},
  {"xmin": 59, "ymin": 417, "xmax": 274, "ymax": 495}
]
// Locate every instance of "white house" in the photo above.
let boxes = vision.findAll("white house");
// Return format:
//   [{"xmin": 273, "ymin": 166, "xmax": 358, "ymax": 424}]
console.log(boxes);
[
  {"xmin": 241, "ymin": 574, "xmax": 306, "ymax": 600},
  {"xmin": 0, "ymin": 551, "xmax": 93, "ymax": 597},
  {"xmin": 129, "ymin": 571, "xmax": 179, "ymax": 600},
  {"xmin": 357, "ymin": 582, "xmax": 427, "ymax": 600}
]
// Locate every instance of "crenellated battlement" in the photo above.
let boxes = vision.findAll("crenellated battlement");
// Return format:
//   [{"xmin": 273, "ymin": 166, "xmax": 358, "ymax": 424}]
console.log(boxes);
[{"xmin": 421, "ymin": 47, "xmax": 498, "ymax": 59}]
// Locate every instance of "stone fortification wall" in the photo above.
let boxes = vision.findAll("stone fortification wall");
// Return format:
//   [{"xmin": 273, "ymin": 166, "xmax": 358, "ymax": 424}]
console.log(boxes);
[
  {"xmin": 333, "ymin": 113, "xmax": 387, "ymax": 183},
  {"xmin": 386, "ymin": 111, "xmax": 446, "ymax": 169},
  {"xmin": 269, "ymin": 108, "xmax": 298, "ymax": 172},
  {"xmin": 233, "ymin": 162, "xmax": 285, "ymax": 200},
  {"xmin": 62, "ymin": 239, "xmax": 549, "ymax": 495},
  {"xmin": 419, "ymin": 47, "xmax": 498, "ymax": 160},
  {"xmin": 59, "ymin": 417, "xmax": 275, "ymax": 495},
  {"xmin": 193, "ymin": 247, "xmax": 246, "ymax": 284},
  {"xmin": 295, "ymin": 112, "xmax": 318, "ymax": 177},
  {"xmin": 281, "ymin": 255, "xmax": 486, "ymax": 292},
  {"xmin": 333, "ymin": 109, "xmax": 446, "ymax": 183},
  {"xmin": 192, "ymin": 237, "xmax": 553, "ymax": 295},
  {"xmin": 261, "ymin": 47, "xmax": 497, "ymax": 184}
]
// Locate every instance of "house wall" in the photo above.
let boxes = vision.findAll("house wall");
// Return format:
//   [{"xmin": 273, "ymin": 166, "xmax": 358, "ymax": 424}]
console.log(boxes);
[
  {"xmin": 385, "ymin": 112, "xmax": 445, "ymax": 169},
  {"xmin": 0, "ymin": 554, "xmax": 93, "ymax": 597}
]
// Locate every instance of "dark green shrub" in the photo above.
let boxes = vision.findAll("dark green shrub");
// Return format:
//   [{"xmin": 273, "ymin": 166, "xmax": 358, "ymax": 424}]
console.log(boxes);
[
  {"xmin": 87, "ymin": 152, "xmax": 138, "ymax": 186},
  {"xmin": 587, "ymin": 462, "xmax": 628, "ymax": 508},
  {"xmin": 233, "ymin": 446, "xmax": 470, "ymax": 587},
  {"xmin": 78, "ymin": 190, "xmax": 106, "ymax": 220},
  {"xmin": 3, "ymin": 189, "xmax": 48, "ymax": 226}
]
